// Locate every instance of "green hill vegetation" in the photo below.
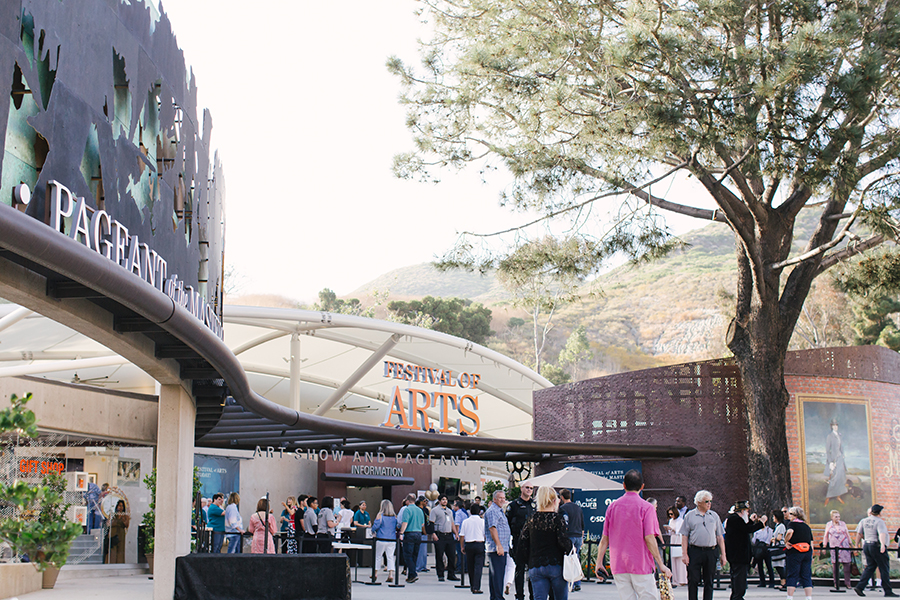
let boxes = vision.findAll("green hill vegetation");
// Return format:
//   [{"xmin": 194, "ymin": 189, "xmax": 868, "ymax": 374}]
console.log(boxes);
[{"xmin": 236, "ymin": 208, "xmax": 869, "ymax": 380}]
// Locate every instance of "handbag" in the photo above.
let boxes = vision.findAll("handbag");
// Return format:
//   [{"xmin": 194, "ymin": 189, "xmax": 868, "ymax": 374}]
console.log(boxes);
[
  {"xmin": 769, "ymin": 545, "xmax": 786, "ymax": 562},
  {"xmin": 563, "ymin": 546, "xmax": 581, "ymax": 583},
  {"xmin": 753, "ymin": 540, "xmax": 768, "ymax": 561},
  {"xmin": 658, "ymin": 575, "xmax": 674, "ymax": 600}
]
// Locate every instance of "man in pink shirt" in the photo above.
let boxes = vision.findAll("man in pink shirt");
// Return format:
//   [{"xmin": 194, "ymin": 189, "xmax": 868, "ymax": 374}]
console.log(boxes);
[{"xmin": 596, "ymin": 470, "xmax": 672, "ymax": 600}]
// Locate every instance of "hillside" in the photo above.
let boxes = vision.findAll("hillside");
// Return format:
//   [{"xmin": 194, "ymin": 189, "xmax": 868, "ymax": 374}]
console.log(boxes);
[
  {"xmin": 349, "ymin": 262, "xmax": 507, "ymax": 303},
  {"xmin": 346, "ymin": 208, "xmax": 853, "ymax": 377},
  {"xmin": 560, "ymin": 220, "xmax": 737, "ymax": 371}
]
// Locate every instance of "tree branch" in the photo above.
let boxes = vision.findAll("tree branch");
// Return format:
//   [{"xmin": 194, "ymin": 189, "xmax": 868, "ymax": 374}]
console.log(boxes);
[
  {"xmin": 462, "ymin": 159, "xmax": 726, "ymax": 238},
  {"xmin": 768, "ymin": 205, "xmax": 864, "ymax": 271},
  {"xmin": 815, "ymin": 234, "xmax": 886, "ymax": 275},
  {"xmin": 714, "ymin": 143, "xmax": 758, "ymax": 205},
  {"xmin": 859, "ymin": 136, "xmax": 900, "ymax": 177}
]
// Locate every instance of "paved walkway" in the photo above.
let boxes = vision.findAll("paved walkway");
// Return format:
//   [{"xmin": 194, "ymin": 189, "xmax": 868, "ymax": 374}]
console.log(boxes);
[{"xmin": 11, "ymin": 564, "xmax": 888, "ymax": 600}]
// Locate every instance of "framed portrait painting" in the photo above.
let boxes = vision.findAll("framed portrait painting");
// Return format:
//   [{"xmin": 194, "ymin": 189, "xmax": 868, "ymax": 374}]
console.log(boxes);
[
  {"xmin": 116, "ymin": 458, "xmax": 141, "ymax": 484},
  {"xmin": 798, "ymin": 396, "xmax": 875, "ymax": 526}
]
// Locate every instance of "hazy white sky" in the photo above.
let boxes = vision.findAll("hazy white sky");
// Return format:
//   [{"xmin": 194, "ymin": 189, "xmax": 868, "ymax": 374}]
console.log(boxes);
[{"xmin": 163, "ymin": 1, "xmax": 712, "ymax": 304}]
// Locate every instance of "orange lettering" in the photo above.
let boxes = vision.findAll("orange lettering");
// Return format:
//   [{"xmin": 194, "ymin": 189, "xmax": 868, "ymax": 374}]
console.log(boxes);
[
  {"xmin": 434, "ymin": 392, "xmax": 457, "ymax": 433},
  {"xmin": 408, "ymin": 389, "xmax": 432, "ymax": 430},
  {"xmin": 381, "ymin": 386, "xmax": 413, "ymax": 429},
  {"xmin": 458, "ymin": 395, "xmax": 480, "ymax": 435},
  {"xmin": 440, "ymin": 370, "xmax": 456, "ymax": 386}
]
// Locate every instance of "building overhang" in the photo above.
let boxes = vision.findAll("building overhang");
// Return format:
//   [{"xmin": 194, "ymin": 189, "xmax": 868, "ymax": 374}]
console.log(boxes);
[{"xmin": 0, "ymin": 203, "xmax": 698, "ymax": 462}]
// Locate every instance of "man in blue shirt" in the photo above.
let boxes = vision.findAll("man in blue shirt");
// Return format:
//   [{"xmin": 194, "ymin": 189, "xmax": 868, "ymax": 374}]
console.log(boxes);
[
  {"xmin": 400, "ymin": 495, "xmax": 426, "ymax": 583},
  {"xmin": 485, "ymin": 490, "xmax": 511, "ymax": 600},
  {"xmin": 84, "ymin": 481, "xmax": 102, "ymax": 530},
  {"xmin": 453, "ymin": 499, "xmax": 470, "ymax": 576},
  {"xmin": 207, "ymin": 493, "xmax": 226, "ymax": 553}
]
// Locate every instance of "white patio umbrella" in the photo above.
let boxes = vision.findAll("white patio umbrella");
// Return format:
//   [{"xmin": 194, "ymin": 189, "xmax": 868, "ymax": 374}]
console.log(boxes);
[{"xmin": 518, "ymin": 466, "xmax": 622, "ymax": 491}]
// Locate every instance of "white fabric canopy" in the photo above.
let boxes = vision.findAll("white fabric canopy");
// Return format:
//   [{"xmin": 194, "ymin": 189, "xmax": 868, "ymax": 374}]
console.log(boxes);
[
  {"xmin": 519, "ymin": 467, "xmax": 622, "ymax": 491},
  {"xmin": 0, "ymin": 303, "xmax": 549, "ymax": 440}
]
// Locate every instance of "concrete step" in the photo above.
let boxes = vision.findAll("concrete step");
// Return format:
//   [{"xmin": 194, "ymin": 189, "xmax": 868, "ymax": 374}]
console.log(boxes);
[{"xmin": 58, "ymin": 563, "xmax": 149, "ymax": 580}]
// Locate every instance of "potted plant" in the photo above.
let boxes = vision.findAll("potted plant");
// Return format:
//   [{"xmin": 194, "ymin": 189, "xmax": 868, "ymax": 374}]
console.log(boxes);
[
  {"xmin": 0, "ymin": 394, "xmax": 82, "ymax": 588},
  {"xmin": 141, "ymin": 468, "xmax": 156, "ymax": 574},
  {"xmin": 140, "ymin": 466, "xmax": 201, "ymax": 573}
]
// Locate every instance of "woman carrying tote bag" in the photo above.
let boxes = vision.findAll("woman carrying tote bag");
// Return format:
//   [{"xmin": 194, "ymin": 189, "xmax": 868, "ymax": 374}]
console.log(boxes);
[{"xmin": 515, "ymin": 486, "xmax": 574, "ymax": 600}]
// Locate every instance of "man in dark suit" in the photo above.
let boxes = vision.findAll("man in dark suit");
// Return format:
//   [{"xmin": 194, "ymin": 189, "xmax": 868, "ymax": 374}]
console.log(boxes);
[{"xmin": 724, "ymin": 501, "xmax": 766, "ymax": 600}]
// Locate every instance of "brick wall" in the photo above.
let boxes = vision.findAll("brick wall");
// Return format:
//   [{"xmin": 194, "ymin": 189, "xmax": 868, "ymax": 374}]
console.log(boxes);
[
  {"xmin": 785, "ymin": 352, "xmax": 900, "ymax": 532},
  {"xmin": 534, "ymin": 346, "xmax": 900, "ymax": 533}
]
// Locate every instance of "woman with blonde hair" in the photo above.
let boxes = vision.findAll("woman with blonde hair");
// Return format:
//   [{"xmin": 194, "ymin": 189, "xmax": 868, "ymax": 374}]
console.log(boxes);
[
  {"xmin": 224, "ymin": 492, "xmax": 244, "ymax": 554},
  {"xmin": 784, "ymin": 506, "xmax": 814, "ymax": 600},
  {"xmin": 515, "ymin": 486, "xmax": 573, "ymax": 600},
  {"xmin": 280, "ymin": 496, "xmax": 297, "ymax": 554},
  {"xmin": 372, "ymin": 499, "xmax": 399, "ymax": 582},
  {"xmin": 823, "ymin": 509, "xmax": 852, "ymax": 590}
]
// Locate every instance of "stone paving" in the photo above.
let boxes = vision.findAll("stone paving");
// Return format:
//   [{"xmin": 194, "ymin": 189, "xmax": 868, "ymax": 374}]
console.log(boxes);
[{"xmin": 12, "ymin": 562, "xmax": 892, "ymax": 600}]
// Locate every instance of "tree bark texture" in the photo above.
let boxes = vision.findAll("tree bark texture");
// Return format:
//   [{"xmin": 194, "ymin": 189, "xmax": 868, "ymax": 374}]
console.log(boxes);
[{"xmin": 724, "ymin": 197, "xmax": 844, "ymax": 510}]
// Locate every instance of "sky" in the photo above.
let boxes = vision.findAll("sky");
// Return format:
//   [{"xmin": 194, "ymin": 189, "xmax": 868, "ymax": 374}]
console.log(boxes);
[{"xmin": 162, "ymin": 0, "xmax": 713, "ymax": 304}]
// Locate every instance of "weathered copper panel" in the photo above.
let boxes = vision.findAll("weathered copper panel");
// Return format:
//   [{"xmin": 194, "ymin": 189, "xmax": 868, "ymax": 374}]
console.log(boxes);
[
  {"xmin": 0, "ymin": 0, "xmax": 224, "ymax": 318},
  {"xmin": 534, "ymin": 358, "xmax": 750, "ymax": 509}
]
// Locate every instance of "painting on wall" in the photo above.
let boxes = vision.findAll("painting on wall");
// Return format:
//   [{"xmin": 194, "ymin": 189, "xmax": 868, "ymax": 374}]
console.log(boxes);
[
  {"xmin": 116, "ymin": 458, "xmax": 141, "ymax": 484},
  {"xmin": 798, "ymin": 397, "xmax": 874, "ymax": 526}
]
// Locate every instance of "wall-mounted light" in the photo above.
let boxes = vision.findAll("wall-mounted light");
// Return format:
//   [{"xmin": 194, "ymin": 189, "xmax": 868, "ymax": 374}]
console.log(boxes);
[{"xmin": 12, "ymin": 183, "xmax": 30, "ymax": 207}]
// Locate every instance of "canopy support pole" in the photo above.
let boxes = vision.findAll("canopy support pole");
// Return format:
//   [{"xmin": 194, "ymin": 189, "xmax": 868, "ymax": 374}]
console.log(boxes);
[{"xmin": 312, "ymin": 333, "xmax": 401, "ymax": 416}]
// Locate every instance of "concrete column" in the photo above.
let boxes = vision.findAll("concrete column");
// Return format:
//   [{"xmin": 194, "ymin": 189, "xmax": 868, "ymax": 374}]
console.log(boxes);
[{"xmin": 154, "ymin": 384, "xmax": 196, "ymax": 600}]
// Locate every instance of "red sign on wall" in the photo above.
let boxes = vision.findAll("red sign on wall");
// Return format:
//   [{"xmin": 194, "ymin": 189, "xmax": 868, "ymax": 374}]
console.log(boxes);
[{"xmin": 18, "ymin": 458, "xmax": 65, "ymax": 477}]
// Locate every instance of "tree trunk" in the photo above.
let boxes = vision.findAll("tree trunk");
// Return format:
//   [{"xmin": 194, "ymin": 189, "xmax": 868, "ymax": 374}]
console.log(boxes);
[
  {"xmin": 725, "ymin": 219, "xmax": 797, "ymax": 511},
  {"xmin": 728, "ymin": 323, "xmax": 794, "ymax": 510}
]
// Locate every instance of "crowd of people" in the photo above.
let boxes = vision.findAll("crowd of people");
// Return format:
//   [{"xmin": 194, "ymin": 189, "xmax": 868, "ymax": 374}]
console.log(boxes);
[
  {"xmin": 192, "ymin": 478, "xmax": 899, "ymax": 600},
  {"xmin": 197, "ymin": 493, "xmax": 375, "ymax": 555},
  {"xmin": 596, "ymin": 474, "xmax": 897, "ymax": 600}
]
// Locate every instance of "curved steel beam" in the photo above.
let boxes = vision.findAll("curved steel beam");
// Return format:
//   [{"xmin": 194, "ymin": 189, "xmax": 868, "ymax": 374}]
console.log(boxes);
[{"xmin": 0, "ymin": 204, "xmax": 698, "ymax": 460}]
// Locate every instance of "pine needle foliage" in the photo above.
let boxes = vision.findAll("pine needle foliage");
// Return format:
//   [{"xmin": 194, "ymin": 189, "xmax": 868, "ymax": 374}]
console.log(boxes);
[{"xmin": 390, "ymin": 0, "xmax": 900, "ymax": 509}]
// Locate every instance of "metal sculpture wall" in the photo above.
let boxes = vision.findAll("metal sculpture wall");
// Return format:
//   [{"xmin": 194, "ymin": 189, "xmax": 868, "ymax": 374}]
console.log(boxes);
[
  {"xmin": 533, "ymin": 359, "xmax": 749, "ymax": 504},
  {"xmin": 0, "ymin": 0, "xmax": 224, "ymax": 318}
]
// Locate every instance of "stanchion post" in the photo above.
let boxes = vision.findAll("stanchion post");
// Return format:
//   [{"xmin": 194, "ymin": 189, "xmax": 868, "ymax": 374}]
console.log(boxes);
[
  {"xmin": 584, "ymin": 539, "xmax": 596, "ymax": 582},
  {"xmin": 365, "ymin": 537, "xmax": 382, "ymax": 586},
  {"xmin": 389, "ymin": 535, "xmax": 404, "ymax": 588},
  {"xmin": 456, "ymin": 542, "xmax": 468, "ymax": 589}
]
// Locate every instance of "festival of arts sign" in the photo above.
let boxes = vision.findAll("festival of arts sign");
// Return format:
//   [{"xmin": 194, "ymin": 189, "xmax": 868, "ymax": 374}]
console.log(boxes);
[{"xmin": 379, "ymin": 360, "xmax": 482, "ymax": 435}]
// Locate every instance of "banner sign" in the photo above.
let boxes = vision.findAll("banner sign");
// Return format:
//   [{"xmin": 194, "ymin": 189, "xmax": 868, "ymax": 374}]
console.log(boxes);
[
  {"xmin": 194, "ymin": 454, "xmax": 241, "ymax": 498},
  {"xmin": 565, "ymin": 460, "xmax": 642, "ymax": 542}
]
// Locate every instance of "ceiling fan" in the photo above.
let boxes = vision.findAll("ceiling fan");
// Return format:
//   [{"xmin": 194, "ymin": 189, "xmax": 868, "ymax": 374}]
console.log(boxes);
[
  {"xmin": 70, "ymin": 373, "xmax": 118, "ymax": 387},
  {"xmin": 338, "ymin": 403, "xmax": 377, "ymax": 413}
]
